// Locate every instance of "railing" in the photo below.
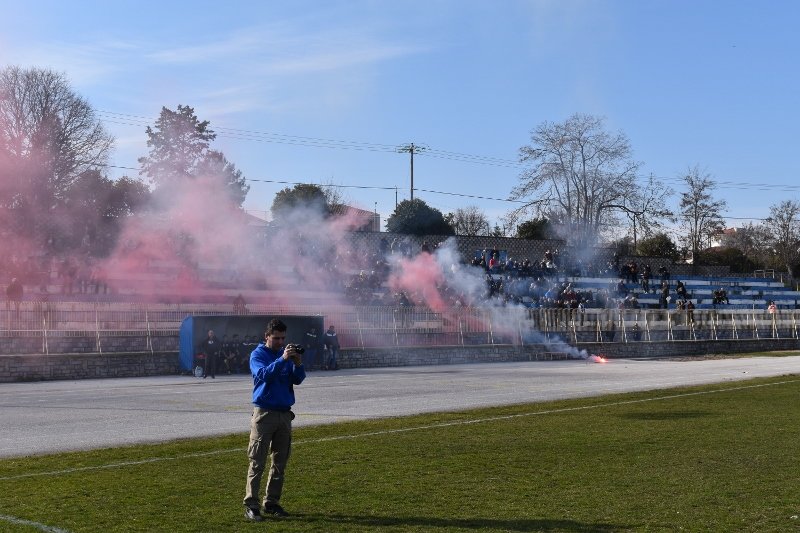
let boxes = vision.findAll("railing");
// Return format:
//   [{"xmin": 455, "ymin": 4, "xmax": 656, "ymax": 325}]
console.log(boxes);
[{"xmin": 2, "ymin": 302, "xmax": 799, "ymax": 355}]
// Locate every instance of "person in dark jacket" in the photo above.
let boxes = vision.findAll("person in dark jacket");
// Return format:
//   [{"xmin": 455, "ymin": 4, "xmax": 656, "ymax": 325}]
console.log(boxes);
[
  {"xmin": 243, "ymin": 319, "xmax": 305, "ymax": 522},
  {"xmin": 5, "ymin": 277, "xmax": 22, "ymax": 313},
  {"xmin": 323, "ymin": 325, "xmax": 340, "ymax": 370},
  {"xmin": 304, "ymin": 326, "xmax": 320, "ymax": 371},
  {"xmin": 199, "ymin": 329, "xmax": 220, "ymax": 379}
]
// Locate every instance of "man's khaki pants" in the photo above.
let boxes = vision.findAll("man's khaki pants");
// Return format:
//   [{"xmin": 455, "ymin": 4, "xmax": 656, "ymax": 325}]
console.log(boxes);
[{"xmin": 244, "ymin": 408, "xmax": 293, "ymax": 509}]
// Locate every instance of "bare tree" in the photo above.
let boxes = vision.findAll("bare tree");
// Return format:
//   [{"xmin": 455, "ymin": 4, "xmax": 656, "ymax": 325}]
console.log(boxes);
[
  {"xmin": 511, "ymin": 113, "xmax": 641, "ymax": 247},
  {"xmin": 761, "ymin": 200, "xmax": 800, "ymax": 280},
  {"xmin": 678, "ymin": 166, "xmax": 727, "ymax": 266},
  {"xmin": 0, "ymin": 66, "xmax": 113, "ymax": 202},
  {"xmin": 0, "ymin": 66, "xmax": 114, "ymax": 244},
  {"xmin": 609, "ymin": 174, "xmax": 674, "ymax": 252},
  {"xmin": 450, "ymin": 205, "xmax": 490, "ymax": 236}
]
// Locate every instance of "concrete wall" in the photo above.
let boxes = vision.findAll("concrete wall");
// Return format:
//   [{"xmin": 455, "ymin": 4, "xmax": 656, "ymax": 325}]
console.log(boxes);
[
  {"xmin": 2, "ymin": 338, "xmax": 796, "ymax": 382},
  {"xmin": 0, "ymin": 351, "xmax": 180, "ymax": 382},
  {"xmin": 576, "ymin": 338, "xmax": 799, "ymax": 358}
]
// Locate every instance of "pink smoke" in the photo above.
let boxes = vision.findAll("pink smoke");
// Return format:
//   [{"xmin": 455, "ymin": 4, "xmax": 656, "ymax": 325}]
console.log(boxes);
[{"xmin": 388, "ymin": 251, "xmax": 447, "ymax": 312}]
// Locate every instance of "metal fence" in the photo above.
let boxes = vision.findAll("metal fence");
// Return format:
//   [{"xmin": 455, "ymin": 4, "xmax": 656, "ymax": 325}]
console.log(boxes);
[{"xmin": 2, "ymin": 302, "xmax": 799, "ymax": 354}]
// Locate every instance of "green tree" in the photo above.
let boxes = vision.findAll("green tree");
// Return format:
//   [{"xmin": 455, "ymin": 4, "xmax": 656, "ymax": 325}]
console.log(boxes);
[
  {"xmin": 515, "ymin": 218, "xmax": 552, "ymax": 240},
  {"xmin": 138, "ymin": 105, "xmax": 248, "ymax": 206},
  {"xmin": 270, "ymin": 183, "xmax": 345, "ymax": 219},
  {"xmin": 637, "ymin": 232, "xmax": 680, "ymax": 261},
  {"xmin": 701, "ymin": 247, "xmax": 758, "ymax": 274},
  {"xmin": 386, "ymin": 199, "xmax": 454, "ymax": 236},
  {"xmin": 196, "ymin": 151, "xmax": 248, "ymax": 207},
  {"xmin": 59, "ymin": 171, "xmax": 151, "ymax": 255},
  {"xmin": 489, "ymin": 224, "xmax": 505, "ymax": 238}
]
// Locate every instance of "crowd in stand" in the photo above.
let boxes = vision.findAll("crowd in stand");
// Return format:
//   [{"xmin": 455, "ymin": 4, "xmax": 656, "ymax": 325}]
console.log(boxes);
[{"xmin": 1, "ymin": 237, "xmax": 790, "ymax": 316}]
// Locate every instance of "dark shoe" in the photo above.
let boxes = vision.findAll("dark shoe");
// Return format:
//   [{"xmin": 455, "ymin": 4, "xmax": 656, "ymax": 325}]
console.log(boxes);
[
  {"xmin": 263, "ymin": 503, "xmax": 289, "ymax": 517},
  {"xmin": 244, "ymin": 507, "xmax": 263, "ymax": 522}
]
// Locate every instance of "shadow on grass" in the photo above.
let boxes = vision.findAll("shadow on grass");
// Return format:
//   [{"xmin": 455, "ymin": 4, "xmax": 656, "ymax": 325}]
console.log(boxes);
[
  {"xmin": 291, "ymin": 512, "xmax": 635, "ymax": 532},
  {"xmin": 619, "ymin": 410, "xmax": 715, "ymax": 421}
]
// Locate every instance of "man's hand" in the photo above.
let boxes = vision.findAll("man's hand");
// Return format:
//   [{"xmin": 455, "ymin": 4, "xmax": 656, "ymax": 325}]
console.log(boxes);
[{"xmin": 284, "ymin": 345, "xmax": 302, "ymax": 365}]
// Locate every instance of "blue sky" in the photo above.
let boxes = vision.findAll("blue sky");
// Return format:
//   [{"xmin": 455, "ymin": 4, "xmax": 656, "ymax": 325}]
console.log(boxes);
[{"xmin": 2, "ymin": 0, "xmax": 798, "ymax": 233}]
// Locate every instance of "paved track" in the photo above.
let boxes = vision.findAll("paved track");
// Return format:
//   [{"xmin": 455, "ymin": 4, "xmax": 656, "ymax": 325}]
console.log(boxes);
[{"xmin": 1, "ymin": 356, "xmax": 798, "ymax": 458}]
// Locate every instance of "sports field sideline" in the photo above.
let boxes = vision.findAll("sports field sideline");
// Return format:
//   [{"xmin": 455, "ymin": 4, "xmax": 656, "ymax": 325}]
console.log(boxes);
[{"xmin": 1, "ymin": 355, "xmax": 799, "ymax": 532}]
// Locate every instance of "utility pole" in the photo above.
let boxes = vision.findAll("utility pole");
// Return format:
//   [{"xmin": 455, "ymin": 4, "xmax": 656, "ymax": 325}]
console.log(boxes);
[{"xmin": 397, "ymin": 143, "xmax": 427, "ymax": 201}]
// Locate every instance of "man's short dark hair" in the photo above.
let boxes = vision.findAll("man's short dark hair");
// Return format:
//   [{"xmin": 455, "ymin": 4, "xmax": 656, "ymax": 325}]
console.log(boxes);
[{"xmin": 265, "ymin": 319, "xmax": 287, "ymax": 337}]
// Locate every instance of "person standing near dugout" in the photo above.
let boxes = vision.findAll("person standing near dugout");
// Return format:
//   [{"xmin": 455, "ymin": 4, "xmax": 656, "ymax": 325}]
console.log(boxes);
[{"xmin": 244, "ymin": 318, "xmax": 306, "ymax": 522}]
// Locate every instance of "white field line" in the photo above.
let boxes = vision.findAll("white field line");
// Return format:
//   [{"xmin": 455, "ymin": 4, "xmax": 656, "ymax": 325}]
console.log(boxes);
[
  {"xmin": 0, "ymin": 514, "xmax": 71, "ymax": 533},
  {"xmin": 1, "ymin": 378, "xmax": 798, "ymax": 483}
]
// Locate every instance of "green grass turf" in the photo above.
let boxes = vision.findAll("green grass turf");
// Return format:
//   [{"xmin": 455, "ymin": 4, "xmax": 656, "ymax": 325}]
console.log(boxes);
[{"xmin": 1, "ymin": 375, "xmax": 799, "ymax": 532}]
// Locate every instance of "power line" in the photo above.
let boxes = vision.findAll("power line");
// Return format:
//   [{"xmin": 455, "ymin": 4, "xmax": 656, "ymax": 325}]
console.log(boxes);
[
  {"xmin": 97, "ymin": 110, "xmax": 399, "ymax": 154},
  {"xmin": 99, "ymin": 163, "xmax": 398, "ymax": 192},
  {"xmin": 102, "ymin": 164, "xmax": 774, "ymax": 221},
  {"xmin": 415, "ymin": 188, "xmax": 525, "ymax": 204},
  {"xmin": 97, "ymin": 109, "xmax": 800, "ymax": 196}
]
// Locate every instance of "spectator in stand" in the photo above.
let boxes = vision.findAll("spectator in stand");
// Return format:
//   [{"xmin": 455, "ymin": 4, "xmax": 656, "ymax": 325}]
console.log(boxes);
[
  {"xmin": 233, "ymin": 293, "xmax": 248, "ymax": 314},
  {"xmin": 641, "ymin": 264, "xmax": 652, "ymax": 293},
  {"xmin": 712, "ymin": 288, "xmax": 729, "ymax": 305},
  {"xmin": 768, "ymin": 301, "xmax": 778, "ymax": 314},
  {"xmin": 619, "ymin": 262, "xmax": 630, "ymax": 282},
  {"xmin": 686, "ymin": 300, "xmax": 695, "ymax": 323},
  {"xmin": 675, "ymin": 280, "xmax": 688, "ymax": 301},
  {"xmin": 488, "ymin": 253, "xmax": 500, "ymax": 272},
  {"xmin": 323, "ymin": 325, "xmax": 340, "ymax": 370},
  {"xmin": 91, "ymin": 264, "xmax": 108, "ymax": 294},
  {"xmin": 628, "ymin": 261, "xmax": 639, "ymax": 284},
  {"xmin": 401, "ymin": 237, "xmax": 413, "ymax": 257},
  {"xmin": 420, "ymin": 241, "xmax": 431, "ymax": 254},
  {"xmin": 659, "ymin": 281, "xmax": 670, "ymax": 309},
  {"xmin": 397, "ymin": 291, "xmax": 412, "ymax": 327},
  {"xmin": 658, "ymin": 265, "xmax": 670, "ymax": 284},
  {"xmin": 199, "ymin": 329, "xmax": 221, "ymax": 379},
  {"xmin": 624, "ymin": 293, "xmax": 639, "ymax": 309},
  {"xmin": 5, "ymin": 277, "xmax": 23, "ymax": 313},
  {"xmin": 616, "ymin": 279, "xmax": 627, "ymax": 297}
]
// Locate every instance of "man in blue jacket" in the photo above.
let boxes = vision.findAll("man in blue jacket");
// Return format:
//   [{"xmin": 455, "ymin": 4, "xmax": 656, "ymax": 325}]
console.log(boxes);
[{"xmin": 243, "ymin": 318, "xmax": 306, "ymax": 522}]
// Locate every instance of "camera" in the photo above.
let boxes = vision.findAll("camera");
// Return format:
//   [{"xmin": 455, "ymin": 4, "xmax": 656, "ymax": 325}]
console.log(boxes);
[{"xmin": 285, "ymin": 343, "xmax": 305, "ymax": 355}]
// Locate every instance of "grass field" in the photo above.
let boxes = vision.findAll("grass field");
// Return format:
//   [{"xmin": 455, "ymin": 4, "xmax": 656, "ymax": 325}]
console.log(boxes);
[{"xmin": 2, "ymin": 375, "xmax": 799, "ymax": 532}]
